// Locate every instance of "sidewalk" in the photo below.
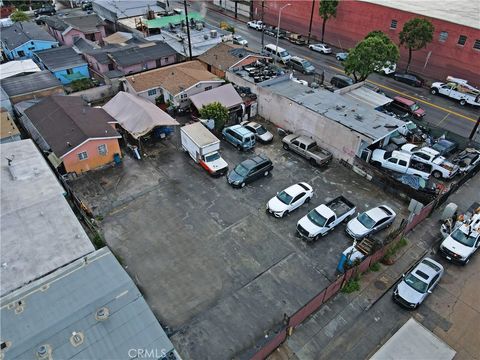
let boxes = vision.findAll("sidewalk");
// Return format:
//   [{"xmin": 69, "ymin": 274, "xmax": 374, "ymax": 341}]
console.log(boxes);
[{"xmin": 269, "ymin": 172, "xmax": 479, "ymax": 359}]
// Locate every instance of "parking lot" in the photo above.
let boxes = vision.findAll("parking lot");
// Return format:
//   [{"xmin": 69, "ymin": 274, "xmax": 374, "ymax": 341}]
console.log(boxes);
[{"xmin": 70, "ymin": 121, "xmax": 408, "ymax": 358}]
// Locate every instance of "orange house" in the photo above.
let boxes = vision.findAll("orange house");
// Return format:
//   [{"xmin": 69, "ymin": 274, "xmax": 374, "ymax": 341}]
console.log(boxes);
[{"xmin": 24, "ymin": 95, "xmax": 121, "ymax": 174}]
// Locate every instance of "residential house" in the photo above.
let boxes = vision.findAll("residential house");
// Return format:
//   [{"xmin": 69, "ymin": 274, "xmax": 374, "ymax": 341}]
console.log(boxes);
[
  {"xmin": 33, "ymin": 46, "xmax": 89, "ymax": 84},
  {"xmin": 0, "ymin": 22, "xmax": 58, "ymax": 60},
  {"xmin": 0, "ymin": 70, "xmax": 64, "ymax": 108},
  {"xmin": 190, "ymin": 83, "xmax": 243, "ymax": 122},
  {"xmin": 22, "ymin": 96, "xmax": 121, "ymax": 174},
  {"xmin": 0, "ymin": 59, "xmax": 40, "ymax": 80},
  {"xmin": 124, "ymin": 60, "xmax": 224, "ymax": 108},
  {"xmin": 198, "ymin": 42, "xmax": 269, "ymax": 77},
  {"xmin": 84, "ymin": 41, "xmax": 177, "ymax": 76},
  {"xmin": 0, "ymin": 139, "xmax": 94, "ymax": 296},
  {"xmin": 0, "ymin": 248, "xmax": 179, "ymax": 360},
  {"xmin": 0, "ymin": 108, "xmax": 21, "ymax": 143},
  {"xmin": 44, "ymin": 14, "xmax": 106, "ymax": 46},
  {"xmin": 92, "ymin": 0, "xmax": 165, "ymax": 24}
]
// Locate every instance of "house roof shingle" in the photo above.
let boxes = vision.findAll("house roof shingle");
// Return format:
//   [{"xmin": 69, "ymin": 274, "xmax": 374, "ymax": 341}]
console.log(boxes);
[
  {"xmin": 198, "ymin": 42, "xmax": 260, "ymax": 70},
  {"xmin": 44, "ymin": 14, "xmax": 105, "ymax": 33},
  {"xmin": 1, "ymin": 70, "xmax": 62, "ymax": 97},
  {"xmin": 24, "ymin": 96, "xmax": 120, "ymax": 157},
  {"xmin": 126, "ymin": 60, "xmax": 221, "ymax": 95},
  {"xmin": 34, "ymin": 46, "xmax": 87, "ymax": 71},
  {"xmin": 0, "ymin": 21, "xmax": 56, "ymax": 49}
]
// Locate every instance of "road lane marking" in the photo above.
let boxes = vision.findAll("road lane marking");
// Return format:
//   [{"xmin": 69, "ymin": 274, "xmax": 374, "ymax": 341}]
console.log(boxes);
[
  {"xmin": 438, "ymin": 113, "xmax": 450, "ymax": 127},
  {"xmin": 327, "ymin": 65, "xmax": 477, "ymax": 123}
]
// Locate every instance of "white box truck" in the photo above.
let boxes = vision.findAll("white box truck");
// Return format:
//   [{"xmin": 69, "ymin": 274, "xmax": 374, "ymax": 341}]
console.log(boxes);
[{"xmin": 181, "ymin": 122, "xmax": 228, "ymax": 176}]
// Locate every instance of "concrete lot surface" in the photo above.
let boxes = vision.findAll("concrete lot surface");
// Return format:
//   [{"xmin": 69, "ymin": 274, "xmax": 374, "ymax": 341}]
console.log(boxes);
[{"xmin": 70, "ymin": 124, "xmax": 407, "ymax": 359}]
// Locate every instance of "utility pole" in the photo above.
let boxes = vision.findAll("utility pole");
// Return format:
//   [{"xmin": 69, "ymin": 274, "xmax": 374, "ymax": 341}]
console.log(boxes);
[
  {"xmin": 261, "ymin": 0, "xmax": 265, "ymax": 48},
  {"xmin": 307, "ymin": 0, "xmax": 315, "ymax": 45},
  {"xmin": 469, "ymin": 116, "xmax": 480, "ymax": 141},
  {"xmin": 183, "ymin": 0, "xmax": 192, "ymax": 60}
]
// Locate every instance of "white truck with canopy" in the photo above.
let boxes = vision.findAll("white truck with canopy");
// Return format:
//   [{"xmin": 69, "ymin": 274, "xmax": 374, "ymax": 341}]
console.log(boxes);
[
  {"xmin": 430, "ymin": 76, "xmax": 480, "ymax": 107},
  {"xmin": 181, "ymin": 122, "xmax": 228, "ymax": 176}
]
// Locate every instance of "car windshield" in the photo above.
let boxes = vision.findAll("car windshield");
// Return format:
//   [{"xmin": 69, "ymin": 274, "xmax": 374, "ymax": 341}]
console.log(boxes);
[
  {"xmin": 410, "ymin": 103, "xmax": 420, "ymax": 111},
  {"xmin": 280, "ymin": 51, "xmax": 289, "ymax": 57},
  {"xmin": 277, "ymin": 191, "xmax": 293, "ymax": 205},
  {"xmin": 307, "ymin": 210, "xmax": 327, "ymax": 227},
  {"xmin": 205, "ymin": 153, "xmax": 220, "ymax": 162},
  {"xmin": 404, "ymin": 273, "xmax": 428, "ymax": 293},
  {"xmin": 450, "ymin": 228, "xmax": 477, "ymax": 247},
  {"xmin": 357, "ymin": 212, "xmax": 376, "ymax": 229},
  {"xmin": 257, "ymin": 126, "xmax": 267, "ymax": 135},
  {"xmin": 302, "ymin": 61, "xmax": 313, "ymax": 68},
  {"xmin": 234, "ymin": 164, "xmax": 249, "ymax": 177}
]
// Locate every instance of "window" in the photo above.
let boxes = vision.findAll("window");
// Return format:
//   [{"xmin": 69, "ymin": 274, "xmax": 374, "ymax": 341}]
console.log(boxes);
[
  {"xmin": 181, "ymin": 93, "xmax": 188, "ymax": 99},
  {"xmin": 66, "ymin": 68, "xmax": 73, "ymax": 75},
  {"xmin": 474, "ymin": 39, "xmax": 480, "ymax": 50},
  {"xmin": 458, "ymin": 35, "xmax": 467, "ymax": 46},
  {"xmin": 78, "ymin": 151, "xmax": 88, "ymax": 160},
  {"xmin": 98, "ymin": 144, "xmax": 107, "ymax": 156},
  {"xmin": 17, "ymin": 50, "xmax": 25, "ymax": 57},
  {"xmin": 147, "ymin": 89, "xmax": 157, "ymax": 96},
  {"xmin": 205, "ymin": 86, "xmax": 212, "ymax": 91},
  {"xmin": 398, "ymin": 160, "xmax": 407, "ymax": 167},
  {"xmin": 28, "ymin": 46, "xmax": 35, "ymax": 50},
  {"xmin": 390, "ymin": 20, "xmax": 397, "ymax": 29},
  {"xmin": 439, "ymin": 31, "xmax": 448, "ymax": 42}
]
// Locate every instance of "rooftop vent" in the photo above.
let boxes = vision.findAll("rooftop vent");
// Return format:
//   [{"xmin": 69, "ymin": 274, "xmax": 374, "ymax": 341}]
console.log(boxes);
[
  {"xmin": 196, "ymin": 22, "xmax": 203, "ymax": 31},
  {"xmin": 35, "ymin": 344, "xmax": 52, "ymax": 360},
  {"xmin": 95, "ymin": 307, "xmax": 110, "ymax": 321},
  {"xmin": 210, "ymin": 29, "xmax": 217, "ymax": 38},
  {"xmin": 355, "ymin": 114, "xmax": 363, "ymax": 121},
  {"xmin": 204, "ymin": 34, "xmax": 209, "ymax": 40},
  {"xmin": 70, "ymin": 332, "xmax": 84, "ymax": 347}
]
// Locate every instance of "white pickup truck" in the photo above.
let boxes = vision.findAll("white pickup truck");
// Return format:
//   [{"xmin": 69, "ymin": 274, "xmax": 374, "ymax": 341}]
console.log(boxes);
[
  {"xmin": 371, "ymin": 149, "xmax": 432, "ymax": 180},
  {"xmin": 401, "ymin": 144, "xmax": 459, "ymax": 179},
  {"xmin": 247, "ymin": 20, "xmax": 265, "ymax": 30},
  {"xmin": 430, "ymin": 77, "xmax": 480, "ymax": 107},
  {"xmin": 297, "ymin": 196, "xmax": 356, "ymax": 241},
  {"xmin": 181, "ymin": 122, "xmax": 228, "ymax": 176}
]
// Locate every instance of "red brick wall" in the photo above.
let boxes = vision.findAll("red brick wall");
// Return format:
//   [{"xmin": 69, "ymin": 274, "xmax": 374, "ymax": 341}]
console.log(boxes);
[{"xmin": 253, "ymin": 0, "xmax": 480, "ymax": 84}]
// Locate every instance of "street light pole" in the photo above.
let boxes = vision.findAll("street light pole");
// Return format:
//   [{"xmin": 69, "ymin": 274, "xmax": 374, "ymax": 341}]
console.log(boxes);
[
  {"xmin": 261, "ymin": 0, "xmax": 265, "ymax": 48},
  {"xmin": 307, "ymin": 0, "xmax": 315, "ymax": 45},
  {"xmin": 275, "ymin": 3, "xmax": 291, "ymax": 57}
]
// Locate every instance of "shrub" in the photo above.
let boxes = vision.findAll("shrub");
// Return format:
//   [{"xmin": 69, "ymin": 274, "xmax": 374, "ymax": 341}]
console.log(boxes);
[
  {"xmin": 342, "ymin": 275, "xmax": 360, "ymax": 293},
  {"xmin": 369, "ymin": 262, "xmax": 381, "ymax": 272}
]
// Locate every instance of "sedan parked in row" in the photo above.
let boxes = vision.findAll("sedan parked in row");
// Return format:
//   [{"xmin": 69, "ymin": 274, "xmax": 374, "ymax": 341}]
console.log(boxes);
[
  {"xmin": 240, "ymin": 121, "xmax": 274, "ymax": 143},
  {"xmin": 227, "ymin": 155, "xmax": 273, "ymax": 188},
  {"xmin": 393, "ymin": 72, "xmax": 425, "ymax": 87},
  {"xmin": 393, "ymin": 257, "xmax": 444, "ymax": 309},
  {"xmin": 346, "ymin": 205, "xmax": 396, "ymax": 239},
  {"xmin": 308, "ymin": 43, "xmax": 332, "ymax": 54},
  {"xmin": 287, "ymin": 56, "xmax": 315, "ymax": 74},
  {"xmin": 266, "ymin": 182, "xmax": 313, "ymax": 218},
  {"xmin": 232, "ymin": 35, "xmax": 248, "ymax": 46},
  {"xmin": 336, "ymin": 52, "xmax": 349, "ymax": 61}
]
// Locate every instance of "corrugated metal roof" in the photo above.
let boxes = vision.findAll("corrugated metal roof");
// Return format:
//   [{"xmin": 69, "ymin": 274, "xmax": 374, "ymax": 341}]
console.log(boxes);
[
  {"xmin": 34, "ymin": 46, "xmax": 87, "ymax": 71},
  {"xmin": 0, "ymin": 59, "xmax": 40, "ymax": 80},
  {"xmin": 0, "ymin": 21, "xmax": 56, "ymax": 49},
  {"xmin": 1, "ymin": 70, "xmax": 62, "ymax": 97},
  {"xmin": 0, "ymin": 247, "xmax": 177, "ymax": 360},
  {"xmin": 190, "ymin": 83, "xmax": 243, "ymax": 110}
]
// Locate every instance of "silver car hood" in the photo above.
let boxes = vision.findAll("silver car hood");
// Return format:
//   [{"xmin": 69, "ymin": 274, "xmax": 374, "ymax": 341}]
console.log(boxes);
[
  {"xmin": 397, "ymin": 280, "xmax": 424, "ymax": 305},
  {"xmin": 346, "ymin": 218, "xmax": 369, "ymax": 238},
  {"xmin": 267, "ymin": 196, "xmax": 288, "ymax": 213}
]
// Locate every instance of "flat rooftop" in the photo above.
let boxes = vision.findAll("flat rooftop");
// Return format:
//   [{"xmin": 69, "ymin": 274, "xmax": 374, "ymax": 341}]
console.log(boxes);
[
  {"xmin": 261, "ymin": 78, "xmax": 406, "ymax": 140},
  {"xmin": 360, "ymin": 0, "xmax": 480, "ymax": 30},
  {"xmin": 1, "ymin": 247, "xmax": 177, "ymax": 360},
  {"xmin": 0, "ymin": 139, "xmax": 94, "ymax": 296}
]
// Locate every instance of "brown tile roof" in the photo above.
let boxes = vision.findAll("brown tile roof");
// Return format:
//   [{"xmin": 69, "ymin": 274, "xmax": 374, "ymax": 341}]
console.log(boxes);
[
  {"xmin": 198, "ymin": 42, "xmax": 263, "ymax": 70},
  {"xmin": 0, "ymin": 108, "xmax": 20, "ymax": 140},
  {"xmin": 24, "ymin": 96, "xmax": 120, "ymax": 157},
  {"xmin": 125, "ymin": 60, "xmax": 221, "ymax": 95}
]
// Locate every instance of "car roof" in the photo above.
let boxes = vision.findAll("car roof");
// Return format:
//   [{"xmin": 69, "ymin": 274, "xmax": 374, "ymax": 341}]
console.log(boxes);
[
  {"xmin": 291, "ymin": 56, "xmax": 306, "ymax": 62},
  {"xmin": 393, "ymin": 96, "xmax": 415, "ymax": 106},
  {"xmin": 314, "ymin": 43, "xmax": 328, "ymax": 46},
  {"xmin": 365, "ymin": 206, "xmax": 390, "ymax": 222},
  {"xmin": 228, "ymin": 125, "xmax": 254, "ymax": 136},
  {"xmin": 284, "ymin": 183, "xmax": 308, "ymax": 197},
  {"xmin": 418, "ymin": 147, "xmax": 440, "ymax": 157},
  {"xmin": 241, "ymin": 155, "xmax": 270, "ymax": 169},
  {"xmin": 412, "ymin": 258, "xmax": 443, "ymax": 280},
  {"xmin": 295, "ymin": 135, "xmax": 316, "ymax": 146},
  {"xmin": 244, "ymin": 121, "xmax": 260, "ymax": 128}
]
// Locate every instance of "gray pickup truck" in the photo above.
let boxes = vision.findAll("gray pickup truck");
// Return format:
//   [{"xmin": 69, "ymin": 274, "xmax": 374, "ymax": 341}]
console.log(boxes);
[{"xmin": 282, "ymin": 134, "xmax": 332, "ymax": 166}]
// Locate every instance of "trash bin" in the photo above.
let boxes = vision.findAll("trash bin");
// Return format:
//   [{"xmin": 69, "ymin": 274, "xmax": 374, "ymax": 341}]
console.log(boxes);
[{"xmin": 113, "ymin": 153, "xmax": 122, "ymax": 165}]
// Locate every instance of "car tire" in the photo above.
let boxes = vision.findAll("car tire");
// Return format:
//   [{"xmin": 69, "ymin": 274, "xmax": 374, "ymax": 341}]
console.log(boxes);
[
  {"xmin": 283, "ymin": 210, "xmax": 289, "ymax": 217},
  {"xmin": 463, "ymin": 257, "xmax": 470, "ymax": 265},
  {"xmin": 432, "ymin": 171, "xmax": 442, "ymax": 179},
  {"xmin": 371, "ymin": 161, "xmax": 382, "ymax": 167},
  {"xmin": 237, "ymin": 144, "xmax": 242, "ymax": 151},
  {"xmin": 305, "ymin": 196, "xmax": 311, "ymax": 203},
  {"xmin": 309, "ymin": 158, "xmax": 317, "ymax": 166},
  {"xmin": 459, "ymin": 99, "xmax": 466, "ymax": 106},
  {"xmin": 283, "ymin": 143, "xmax": 289, "ymax": 150},
  {"xmin": 336, "ymin": 56, "xmax": 340, "ymax": 60},
  {"xmin": 430, "ymin": 88, "xmax": 438, "ymax": 95}
]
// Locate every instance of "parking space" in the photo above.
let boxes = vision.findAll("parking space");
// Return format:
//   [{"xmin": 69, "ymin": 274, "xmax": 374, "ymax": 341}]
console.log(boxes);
[{"xmin": 69, "ymin": 122, "xmax": 408, "ymax": 358}]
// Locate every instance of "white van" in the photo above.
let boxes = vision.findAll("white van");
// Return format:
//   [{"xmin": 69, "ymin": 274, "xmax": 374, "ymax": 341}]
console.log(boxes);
[{"xmin": 263, "ymin": 44, "xmax": 291, "ymax": 63}]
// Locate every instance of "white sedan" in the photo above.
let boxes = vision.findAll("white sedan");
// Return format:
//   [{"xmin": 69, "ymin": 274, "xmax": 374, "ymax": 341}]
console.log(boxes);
[
  {"xmin": 266, "ymin": 182, "xmax": 313, "ymax": 218},
  {"xmin": 346, "ymin": 205, "xmax": 396, "ymax": 239},
  {"xmin": 308, "ymin": 43, "xmax": 332, "ymax": 54},
  {"xmin": 241, "ymin": 121, "xmax": 273, "ymax": 143}
]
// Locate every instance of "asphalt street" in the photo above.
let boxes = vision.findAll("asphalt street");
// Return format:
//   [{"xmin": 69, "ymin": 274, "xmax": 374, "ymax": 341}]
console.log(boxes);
[{"xmin": 186, "ymin": 1, "xmax": 479, "ymax": 140}]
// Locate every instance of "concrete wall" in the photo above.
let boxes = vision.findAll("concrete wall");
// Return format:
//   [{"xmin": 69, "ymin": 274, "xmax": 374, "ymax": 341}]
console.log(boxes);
[
  {"xmin": 69, "ymin": 84, "xmax": 115, "ymax": 103},
  {"xmin": 9, "ymin": 86, "xmax": 65, "ymax": 105},
  {"xmin": 84, "ymin": 53, "xmax": 110, "ymax": 74},
  {"xmin": 214, "ymin": 0, "xmax": 251, "ymax": 19},
  {"xmin": 6, "ymin": 40, "xmax": 58, "ymax": 60},
  {"xmin": 62, "ymin": 138, "xmax": 121, "ymax": 173}
]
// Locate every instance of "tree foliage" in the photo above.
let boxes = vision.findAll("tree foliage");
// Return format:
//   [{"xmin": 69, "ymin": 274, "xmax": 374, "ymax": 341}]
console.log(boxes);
[
  {"xmin": 344, "ymin": 32, "xmax": 399, "ymax": 82},
  {"xmin": 199, "ymin": 102, "xmax": 229, "ymax": 132},
  {"xmin": 399, "ymin": 18, "xmax": 434, "ymax": 72},
  {"xmin": 318, "ymin": 0, "xmax": 339, "ymax": 42},
  {"xmin": 10, "ymin": 10, "xmax": 29, "ymax": 22}
]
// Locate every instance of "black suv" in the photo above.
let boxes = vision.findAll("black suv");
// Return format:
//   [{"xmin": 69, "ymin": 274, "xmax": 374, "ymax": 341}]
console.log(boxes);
[
  {"xmin": 330, "ymin": 74, "xmax": 354, "ymax": 89},
  {"xmin": 34, "ymin": 4, "xmax": 56, "ymax": 16},
  {"xmin": 227, "ymin": 155, "xmax": 273, "ymax": 188}
]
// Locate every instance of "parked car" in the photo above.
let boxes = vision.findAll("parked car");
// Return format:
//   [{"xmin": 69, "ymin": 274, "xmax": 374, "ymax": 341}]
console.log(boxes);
[
  {"xmin": 232, "ymin": 34, "xmax": 248, "ymax": 46},
  {"xmin": 430, "ymin": 77, "xmax": 480, "ymax": 107},
  {"xmin": 374, "ymin": 61, "xmax": 397, "ymax": 75},
  {"xmin": 439, "ymin": 212, "xmax": 480, "ymax": 265},
  {"xmin": 297, "ymin": 196, "xmax": 356, "ymax": 241},
  {"xmin": 264, "ymin": 26, "xmax": 277, "ymax": 37},
  {"xmin": 346, "ymin": 205, "xmax": 396, "ymax": 239},
  {"xmin": 383, "ymin": 96, "xmax": 425, "ymax": 120},
  {"xmin": 287, "ymin": 56, "xmax": 315, "ymax": 74},
  {"xmin": 81, "ymin": 0, "xmax": 93, "ymax": 11},
  {"xmin": 401, "ymin": 144, "xmax": 459, "ymax": 179},
  {"xmin": 227, "ymin": 155, "xmax": 273, "ymax": 188},
  {"xmin": 431, "ymin": 139, "xmax": 458, "ymax": 156},
  {"xmin": 308, "ymin": 43, "xmax": 332, "ymax": 54},
  {"xmin": 292, "ymin": 77, "xmax": 308, "ymax": 86},
  {"xmin": 370, "ymin": 149, "xmax": 431, "ymax": 179},
  {"xmin": 34, "ymin": 4, "xmax": 56, "ymax": 16},
  {"xmin": 263, "ymin": 43, "xmax": 291, "ymax": 63},
  {"xmin": 336, "ymin": 52, "xmax": 348, "ymax": 61},
  {"xmin": 330, "ymin": 74, "xmax": 354, "ymax": 88},
  {"xmin": 240, "ymin": 121, "xmax": 273, "ymax": 143},
  {"xmin": 266, "ymin": 182, "xmax": 313, "ymax": 218},
  {"xmin": 222, "ymin": 125, "xmax": 255, "ymax": 151},
  {"xmin": 393, "ymin": 72, "xmax": 425, "ymax": 87},
  {"xmin": 288, "ymin": 33, "xmax": 306, "ymax": 45},
  {"xmin": 282, "ymin": 134, "xmax": 332, "ymax": 167},
  {"xmin": 247, "ymin": 20, "xmax": 265, "ymax": 30},
  {"xmin": 453, "ymin": 148, "xmax": 480, "ymax": 173},
  {"xmin": 393, "ymin": 257, "xmax": 444, "ymax": 309}
]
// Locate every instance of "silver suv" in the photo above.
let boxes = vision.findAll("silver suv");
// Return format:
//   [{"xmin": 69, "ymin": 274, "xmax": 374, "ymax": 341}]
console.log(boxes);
[{"xmin": 287, "ymin": 56, "xmax": 315, "ymax": 74}]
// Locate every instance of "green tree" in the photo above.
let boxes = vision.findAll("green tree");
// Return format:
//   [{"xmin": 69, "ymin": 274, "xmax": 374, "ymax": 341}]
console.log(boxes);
[
  {"xmin": 399, "ymin": 18, "xmax": 434, "ymax": 73},
  {"xmin": 10, "ymin": 10, "xmax": 29, "ymax": 22},
  {"xmin": 344, "ymin": 33, "xmax": 399, "ymax": 82},
  {"xmin": 199, "ymin": 102, "xmax": 229, "ymax": 132},
  {"xmin": 318, "ymin": 0, "xmax": 339, "ymax": 43}
]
